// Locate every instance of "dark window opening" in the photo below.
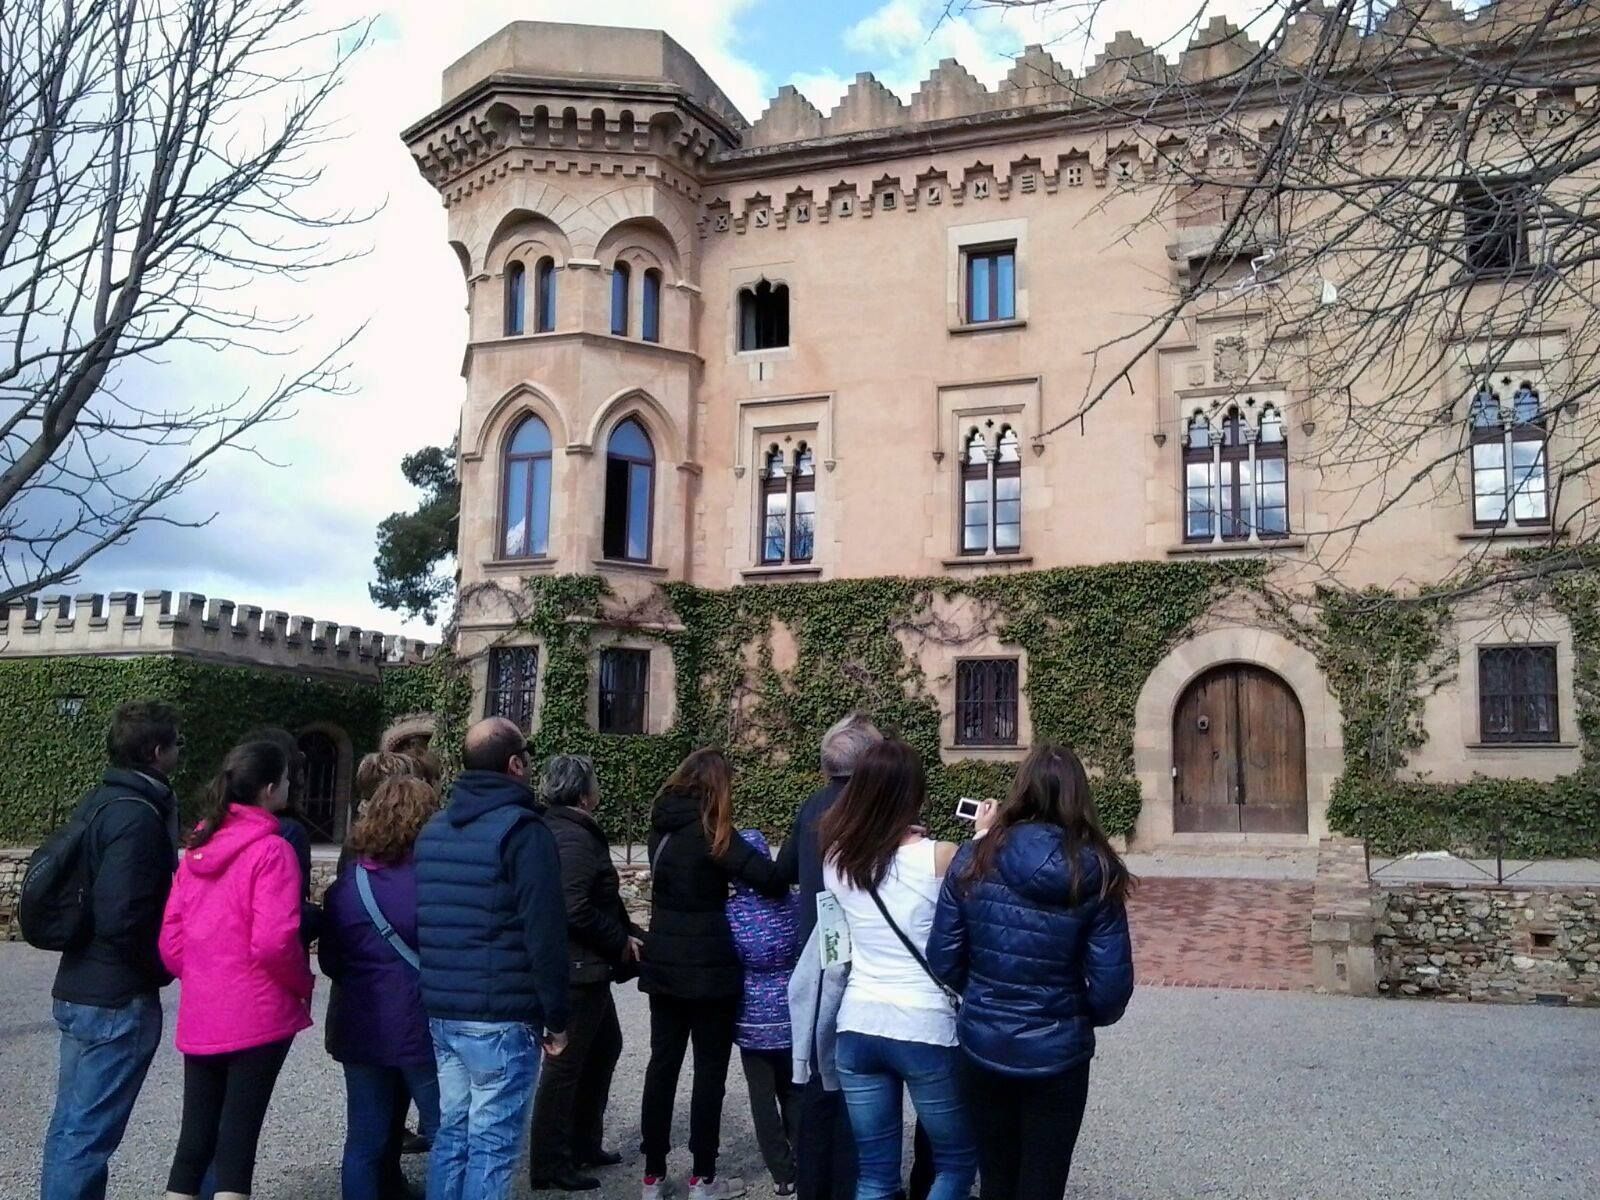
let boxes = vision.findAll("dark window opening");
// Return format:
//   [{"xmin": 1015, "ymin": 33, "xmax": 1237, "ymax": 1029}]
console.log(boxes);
[
  {"xmin": 738, "ymin": 280, "xmax": 789, "ymax": 350},
  {"xmin": 760, "ymin": 442, "xmax": 816, "ymax": 564},
  {"xmin": 955, "ymin": 658, "xmax": 1020, "ymax": 746},
  {"xmin": 643, "ymin": 269, "xmax": 662, "ymax": 343},
  {"xmin": 504, "ymin": 261, "xmax": 525, "ymax": 336},
  {"xmin": 297, "ymin": 730, "xmax": 340, "ymax": 843},
  {"xmin": 535, "ymin": 256, "xmax": 557, "ymax": 332},
  {"xmin": 598, "ymin": 647, "xmax": 649, "ymax": 735},
  {"xmin": 1459, "ymin": 181, "xmax": 1531, "ymax": 275},
  {"xmin": 486, "ymin": 646, "xmax": 539, "ymax": 732},
  {"xmin": 602, "ymin": 418, "xmax": 654, "ymax": 562},
  {"xmin": 1479, "ymin": 645, "xmax": 1558, "ymax": 744},
  {"xmin": 965, "ymin": 244, "xmax": 1016, "ymax": 324},
  {"xmin": 611, "ymin": 262, "xmax": 631, "ymax": 336}
]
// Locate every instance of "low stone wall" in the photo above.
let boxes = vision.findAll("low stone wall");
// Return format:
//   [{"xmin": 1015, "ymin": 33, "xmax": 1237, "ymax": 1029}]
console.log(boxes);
[
  {"xmin": 1376, "ymin": 883, "xmax": 1600, "ymax": 1005},
  {"xmin": 0, "ymin": 848, "xmax": 28, "ymax": 941}
]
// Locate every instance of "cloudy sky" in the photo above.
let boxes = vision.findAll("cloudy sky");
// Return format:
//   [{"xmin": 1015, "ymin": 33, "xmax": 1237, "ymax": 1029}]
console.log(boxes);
[{"xmin": 69, "ymin": 0, "xmax": 1263, "ymax": 639}]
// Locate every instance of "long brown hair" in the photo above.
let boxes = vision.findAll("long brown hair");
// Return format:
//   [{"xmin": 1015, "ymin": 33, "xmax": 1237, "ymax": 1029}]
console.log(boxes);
[
  {"xmin": 189, "ymin": 741, "xmax": 288, "ymax": 849},
  {"xmin": 964, "ymin": 742, "xmax": 1132, "ymax": 904},
  {"xmin": 347, "ymin": 777, "xmax": 440, "ymax": 865},
  {"xmin": 659, "ymin": 748, "xmax": 735, "ymax": 857},
  {"xmin": 819, "ymin": 739, "xmax": 926, "ymax": 891}
]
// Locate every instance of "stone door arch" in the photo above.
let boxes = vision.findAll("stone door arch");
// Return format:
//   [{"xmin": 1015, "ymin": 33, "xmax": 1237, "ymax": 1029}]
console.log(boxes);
[{"xmin": 1134, "ymin": 626, "xmax": 1343, "ymax": 845}]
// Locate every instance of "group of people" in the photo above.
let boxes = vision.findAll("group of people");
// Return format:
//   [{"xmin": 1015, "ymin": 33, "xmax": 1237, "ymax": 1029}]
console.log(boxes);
[{"xmin": 35, "ymin": 702, "xmax": 1134, "ymax": 1200}]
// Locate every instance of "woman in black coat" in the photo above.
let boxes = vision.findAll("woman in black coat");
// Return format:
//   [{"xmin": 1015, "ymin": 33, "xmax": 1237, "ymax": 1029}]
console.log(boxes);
[{"xmin": 639, "ymin": 748, "xmax": 788, "ymax": 1199}]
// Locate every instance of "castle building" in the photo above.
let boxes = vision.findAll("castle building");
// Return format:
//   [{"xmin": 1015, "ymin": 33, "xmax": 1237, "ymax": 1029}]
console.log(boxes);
[{"xmin": 401, "ymin": 12, "xmax": 1597, "ymax": 848}]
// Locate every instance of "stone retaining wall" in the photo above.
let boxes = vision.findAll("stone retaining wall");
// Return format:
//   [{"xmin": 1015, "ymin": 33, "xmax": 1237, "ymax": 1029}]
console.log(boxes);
[
  {"xmin": 1311, "ymin": 837, "xmax": 1378, "ymax": 995},
  {"xmin": 1376, "ymin": 882, "xmax": 1600, "ymax": 1005},
  {"xmin": 0, "ymin": 849, "xmax": 27, "ymax": 941}
]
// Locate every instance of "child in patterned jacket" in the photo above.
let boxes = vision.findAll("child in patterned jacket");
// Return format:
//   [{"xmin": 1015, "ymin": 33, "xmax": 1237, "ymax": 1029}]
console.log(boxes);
[{"xmin": 726, "ymin": 828, "xmax": 801, "ymax": 1196}]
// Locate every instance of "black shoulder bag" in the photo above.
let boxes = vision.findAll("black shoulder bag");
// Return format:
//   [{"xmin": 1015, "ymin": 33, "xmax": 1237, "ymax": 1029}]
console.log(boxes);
[{"xmin": 866, "ymin": 886, "xmax": 961, "ymax": 1011}]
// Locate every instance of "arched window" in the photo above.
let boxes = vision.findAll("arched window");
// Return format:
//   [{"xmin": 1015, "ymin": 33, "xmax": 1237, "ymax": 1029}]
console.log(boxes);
[
  {"xmin": 502, "ymin": 415, "xmax": 553, "ymax": 559},
  {"xmin": 961, "ymin": 424, "xmax": 1023, "ymax": 555},
  {"xmin": 759, "ymin": 442, "xmax": 817, "ymax": 565},
  {"xmin": 1470, "ymin": 379, "xmax": 1549, "ymax": 528},
  {"xmin": 1182, "ymin": 404, "xmax": 1291, "ymax": 543},
  {"xmin": 738, "ymin": 280, "xmax": 789, "ymax": 350},
  {"xmin": 504, "ymin": 261, "xmax": 526, "ymax": 336},
  {"xmin": 603, "ymin": 418, "xmax": 654, "ymax": 562},
  {"xmin": 535, "ymin": 256, "xmax": 557, "ymax": 333},
  {"xmin": 611, "ymin": 261, "xmax": 631, "ymax": 337},
  {"xmin": 643, "ymin": 269, "xmax": 662, "ymax": 343}
]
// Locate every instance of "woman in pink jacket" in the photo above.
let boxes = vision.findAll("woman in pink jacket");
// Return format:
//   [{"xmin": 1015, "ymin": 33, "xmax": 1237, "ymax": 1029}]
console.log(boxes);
[{"xmin": 160, "ymin": 740, "xmax": 314, "ymax": 1200}]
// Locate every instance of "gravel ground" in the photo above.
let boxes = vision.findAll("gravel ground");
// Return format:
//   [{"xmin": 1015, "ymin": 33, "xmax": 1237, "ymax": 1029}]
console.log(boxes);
[{"xmin": 1, "ymin": 943, "xmax": 1596, "ymax": 1200}]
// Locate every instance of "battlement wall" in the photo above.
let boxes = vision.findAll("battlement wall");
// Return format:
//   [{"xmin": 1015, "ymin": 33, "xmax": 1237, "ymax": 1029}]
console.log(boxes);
[{"xmin": 0, "ymin": 591, "xmax": 434, "ymax": 680}]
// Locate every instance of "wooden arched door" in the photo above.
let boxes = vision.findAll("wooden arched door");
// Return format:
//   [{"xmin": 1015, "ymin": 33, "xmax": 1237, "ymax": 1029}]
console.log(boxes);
[{"xmin": 1173, "ymin": 664, "xmax": 1307, "ymax": 834}]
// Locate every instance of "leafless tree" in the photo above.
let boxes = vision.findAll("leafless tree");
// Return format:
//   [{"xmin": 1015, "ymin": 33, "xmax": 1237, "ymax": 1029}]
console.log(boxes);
[
  {"xmin": 959, "ymin": 0, "xmax": 1600, "ymax": 591},
  {"xmin": 0, "ymin": 0, "xmax": 367, "ymax": 602}
]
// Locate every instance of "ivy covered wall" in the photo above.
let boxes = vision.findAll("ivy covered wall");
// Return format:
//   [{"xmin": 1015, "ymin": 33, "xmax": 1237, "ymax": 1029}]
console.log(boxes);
[{"xmin": 0, "ymin": 656, "xmax": 383, "ymax": 844}]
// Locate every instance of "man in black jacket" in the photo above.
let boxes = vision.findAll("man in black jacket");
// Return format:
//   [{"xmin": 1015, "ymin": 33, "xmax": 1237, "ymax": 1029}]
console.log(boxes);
[
  {"xmin": 776, "ymin": 713, "xmax": 878, "ymax": 1200},
  {"xmin": 41, "ymin": 700, "xmax": 182, "ymax": 1200},
  {"xmin": 528, "ymin": 754, "xmax": 641, "ymax": 1193}
]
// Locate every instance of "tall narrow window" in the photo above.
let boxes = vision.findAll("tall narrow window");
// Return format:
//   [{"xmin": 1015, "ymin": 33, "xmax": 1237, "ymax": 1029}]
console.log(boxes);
[
  {"xmin": 297, "ymin": 730, "xmax": 340, "ymax": 843},
  {"xmin": 598, "ymin": 647, "xmax": 650, "ymax": 734},
  {"xmin": 642, "ymin": 269, "xmax": 662, "ymax": 343},
  {"xmin": 502, "ymin": 415, "xmax": 553, "ymax": 559},
  {"xmin": 1471, "ymin": 380, "xmax": 1549, "ymax": 529},
  {"xmin": 954, "ymin": 658, "xmax": 1020, "ymax": 746},
  {"xmin": 1181, "ymin": 405, "xmax": 1291, "ymax": 544},
  {"xmin": 965, "ymin": 243, "xmax": 1016, "ymax": 324},
  {"xmin": 1478, "ymin": 645, "xmax": 1558, "ymax": 743},
  {"xmin": 759, "ymin": 442, "xmax": 817, "ymax": 565},
  {"xmin": 738, "ymin": 280, "xmax": 789, "ymax": 350},
  {"xmin": 961, "ymin": 425, "xmax": 1022, "ymax": 555},
  {"xmin": 504, "ymin": 261, "xmax": 526, "ymax": 336},
  {"xmin": 602, "ymin": 418, "xmax": 654, "ymax": 562},
  {"xmin": 486, "ymin": 646, "xmax": 539, "ymax": 732},
  {"xmin": 535, "ymin": 256, "xmax": 557, "ymax": 332},
  {"xmin": 611, "ymin": 261, "xmax": 631, "ymax": 336}
]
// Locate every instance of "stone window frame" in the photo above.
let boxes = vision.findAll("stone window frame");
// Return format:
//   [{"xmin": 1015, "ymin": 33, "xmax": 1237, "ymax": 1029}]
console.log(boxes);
[{"xmin": 947, "ymin": 218, "xmax": 1029, "ymax": 334}]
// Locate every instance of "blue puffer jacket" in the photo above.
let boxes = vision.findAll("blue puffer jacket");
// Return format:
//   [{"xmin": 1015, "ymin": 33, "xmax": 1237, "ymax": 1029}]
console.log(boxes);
[{"xmin": 926, "ymin": 823, "xmax": 1134, "ymax": 1077}]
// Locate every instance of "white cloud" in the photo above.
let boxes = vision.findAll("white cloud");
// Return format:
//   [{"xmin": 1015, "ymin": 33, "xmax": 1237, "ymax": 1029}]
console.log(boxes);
[{"xmin": 788, "ymin": 70, "xmax": 855, "ymax": 115}]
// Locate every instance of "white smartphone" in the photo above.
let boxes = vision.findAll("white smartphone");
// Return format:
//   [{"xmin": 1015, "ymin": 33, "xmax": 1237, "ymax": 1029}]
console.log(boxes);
[{"xmin": 954, "ymin": 796, "xmax": 983, "ymax": 822}]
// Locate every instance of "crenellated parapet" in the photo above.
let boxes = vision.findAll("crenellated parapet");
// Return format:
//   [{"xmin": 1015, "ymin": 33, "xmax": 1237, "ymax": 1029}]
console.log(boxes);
[{"xmin": 0, "ymin": 591, "xmax": 433, "ymax": 680}]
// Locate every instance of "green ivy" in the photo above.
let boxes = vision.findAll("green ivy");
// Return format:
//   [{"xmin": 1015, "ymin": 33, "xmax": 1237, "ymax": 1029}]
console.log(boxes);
[
  {"xmin": 506, "ymin": 561, "xmax": 1258, "ymax": 843},
  {"xmin": 1317, "ymin": 569, "xmax": 1600, "ymax": 856},
  {"xmin": 0, "ymin": 657, "xmax": 382, "ymax": 843}
]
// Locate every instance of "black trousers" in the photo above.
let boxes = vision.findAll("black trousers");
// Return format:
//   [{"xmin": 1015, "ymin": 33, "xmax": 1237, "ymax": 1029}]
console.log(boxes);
[
  {"xmin": 529, "ymin": 981, "xmax": 624, "ymax": 1178},
  {"xmin": 640, "ymin": 994, "xmax": 738, "ymax": 1179},
  {"xmin": 796, "ymin": 1075, "xmax": 935, "ymax": 1200},
  {"xmin": 167, "ymin": 1038, "xmax": 293, "ymax": 1195},
  {"xmin": 961, "ymin": 1059, "xmax": 1091, "ymax": 1200},
  {"xmin": 741, "ymin": 1048, "xmax": 800, "ymax": 1187}
]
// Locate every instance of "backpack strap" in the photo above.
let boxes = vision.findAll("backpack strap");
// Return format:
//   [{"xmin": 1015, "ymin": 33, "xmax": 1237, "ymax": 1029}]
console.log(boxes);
[
  {"xmin": 650, "ymin": 832, "xmax": 673, "ymax": 874},
  {"xmin": 355, "ymin": 865, "xmax": 420, "ymax": 970}
]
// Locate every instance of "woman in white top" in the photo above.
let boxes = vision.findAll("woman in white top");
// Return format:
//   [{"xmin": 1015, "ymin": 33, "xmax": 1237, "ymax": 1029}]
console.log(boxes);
[{"xmin": 819, "ymin": 739, "xmax": 977, "ymax": 1200}]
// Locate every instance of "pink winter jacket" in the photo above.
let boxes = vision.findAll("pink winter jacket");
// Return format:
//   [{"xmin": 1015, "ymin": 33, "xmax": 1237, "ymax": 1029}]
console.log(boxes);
[{"xmin": 160, "ymin": 803, "xmax": 314, "ymax": 1055}]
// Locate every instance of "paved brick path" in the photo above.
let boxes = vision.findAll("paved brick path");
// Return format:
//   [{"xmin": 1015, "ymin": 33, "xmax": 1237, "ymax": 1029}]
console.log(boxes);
[{"xmin": 1128, "ymin": 876, "xmax": 1315, "ymax": 990}]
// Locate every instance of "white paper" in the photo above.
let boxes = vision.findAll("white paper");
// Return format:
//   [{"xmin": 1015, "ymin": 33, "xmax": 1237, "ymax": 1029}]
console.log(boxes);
[{"xmin": 816, "ymin": 892, "xmax": 852, "ymax": 968}]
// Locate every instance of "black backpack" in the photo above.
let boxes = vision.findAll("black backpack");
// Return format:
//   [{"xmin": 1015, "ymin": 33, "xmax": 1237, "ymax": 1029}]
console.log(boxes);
[{"xmin": 19, "ymin": 795, "xmax": 160, "ymax": 951}]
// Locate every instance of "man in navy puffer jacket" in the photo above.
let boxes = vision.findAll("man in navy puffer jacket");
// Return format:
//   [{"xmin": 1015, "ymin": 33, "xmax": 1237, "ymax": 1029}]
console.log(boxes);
[{"xmin": 927, "ymin": 819, "xmax": 1133, "ymax": 1200}]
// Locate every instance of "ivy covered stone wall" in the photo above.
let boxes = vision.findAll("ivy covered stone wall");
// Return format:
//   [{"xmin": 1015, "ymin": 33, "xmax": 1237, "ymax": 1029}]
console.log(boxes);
[{"xmin": 0, "ymin": 656, "xmax": 382, "ymax": 844}]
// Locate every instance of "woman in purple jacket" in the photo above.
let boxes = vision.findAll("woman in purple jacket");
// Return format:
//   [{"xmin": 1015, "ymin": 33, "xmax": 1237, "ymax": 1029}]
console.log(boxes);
[
  {"xmin": 727, "ymin": 829, "xmax": 801, "ymax": 1196},
  {"xmin": 319, "ymin": 776, "xmax": 441, "ymax": 1200}
]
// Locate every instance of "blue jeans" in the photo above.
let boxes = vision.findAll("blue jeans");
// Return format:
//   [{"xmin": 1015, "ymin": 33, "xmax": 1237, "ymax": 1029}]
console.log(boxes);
[
  {"xmin": 426, "ymin": 1020, "xmax": 541, "ymax": 1200},
  {"xmin": 835, "ymin": 1033, "xmax": 976, "ymax": 1200},
  {"xmin": 41, "ymin": 995, "xmax": 163, "ymax": 1200}
]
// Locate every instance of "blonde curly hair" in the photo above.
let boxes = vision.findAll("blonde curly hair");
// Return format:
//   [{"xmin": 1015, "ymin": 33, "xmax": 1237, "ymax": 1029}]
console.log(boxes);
[{"xmin": 347, "ymin": 777, "xmax": 440, "ymax": 865}]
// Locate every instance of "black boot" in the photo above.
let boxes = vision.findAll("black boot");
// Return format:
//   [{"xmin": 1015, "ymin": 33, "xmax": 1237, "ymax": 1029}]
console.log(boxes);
[{"xmin": 530, "ymin": 1168, "xmax": 602, "ymax": 1192}]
